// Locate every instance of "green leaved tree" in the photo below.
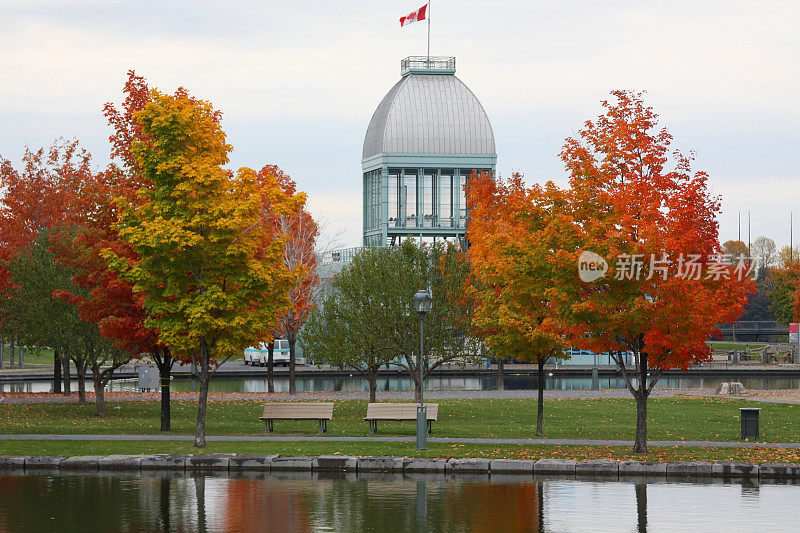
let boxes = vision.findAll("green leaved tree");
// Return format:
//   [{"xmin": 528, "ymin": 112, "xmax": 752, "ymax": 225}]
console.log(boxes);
[{"xmin": 302, "ymin": 240, "xmax": 481, "ymax": 402}]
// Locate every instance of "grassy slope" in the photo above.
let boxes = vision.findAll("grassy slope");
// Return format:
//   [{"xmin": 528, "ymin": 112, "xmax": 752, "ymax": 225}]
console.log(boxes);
[{"xmin": 0, "ymin": 397, "xmax": 797, "ymax": 442}]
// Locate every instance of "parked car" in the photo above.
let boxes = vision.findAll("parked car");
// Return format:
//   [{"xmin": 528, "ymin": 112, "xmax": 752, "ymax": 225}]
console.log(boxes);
[{"xmin": 243, "ymin": 340, "xmax": 291, "ymax": 366}]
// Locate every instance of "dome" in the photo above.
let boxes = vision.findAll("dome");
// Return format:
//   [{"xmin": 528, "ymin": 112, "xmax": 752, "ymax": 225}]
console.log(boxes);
[{"xmin": 362, "ymin": 62, "xmax": 495, "ymax": 159}]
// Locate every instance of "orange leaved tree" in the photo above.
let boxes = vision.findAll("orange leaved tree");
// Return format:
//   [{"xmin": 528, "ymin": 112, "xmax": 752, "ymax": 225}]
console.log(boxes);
[
  {"xmin": 466, "ymin": 171, "xmax": 572, "ymax": 436},
  {"xmin": 560, "ymin": 91, "xmax": 754, "ymax": 452},
  {"xmin": 255, "ymin": 165, "xmax": 319, "ymax": 395}
]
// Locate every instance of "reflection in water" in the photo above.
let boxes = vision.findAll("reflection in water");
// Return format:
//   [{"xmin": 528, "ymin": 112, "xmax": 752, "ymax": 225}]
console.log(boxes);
[
  {"xmin": 636, "ymin": 483, "xmax": 647, "ymax": 533},
  {"xmin": 0, "ymin": 473, "xmax": 798, "ymax": 532}
]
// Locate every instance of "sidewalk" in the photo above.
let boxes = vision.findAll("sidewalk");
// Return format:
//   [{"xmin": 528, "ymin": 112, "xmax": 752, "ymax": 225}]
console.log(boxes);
[{"xmin": 1, "ymin": 433, "xmax": 798, "ymax": 448}]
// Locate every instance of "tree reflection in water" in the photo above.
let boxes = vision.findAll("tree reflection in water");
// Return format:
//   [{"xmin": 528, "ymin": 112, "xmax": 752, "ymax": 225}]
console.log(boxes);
[
  {"xmin": 636, "ymin": 483, "xmax": 647, "ymax": 533},
  {"xmin": 0, "ymin": 473, "xmax": 797, "ymax": 531}
]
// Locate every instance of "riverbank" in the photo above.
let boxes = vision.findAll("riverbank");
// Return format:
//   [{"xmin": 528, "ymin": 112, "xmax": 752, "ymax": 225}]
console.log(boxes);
[
  {"xmin": 3, "ymin": 358, "xmax": 800, "ymax": 382},
  {"xmin": 2, "ymin": 452, "xmax": 800, "ymax": 480}
]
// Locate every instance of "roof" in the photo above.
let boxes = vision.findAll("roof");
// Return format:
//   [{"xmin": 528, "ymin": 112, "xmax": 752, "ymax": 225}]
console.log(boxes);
[{"xmin": 362, "ymin": 72, "xmax": 495, "ymax": 159}]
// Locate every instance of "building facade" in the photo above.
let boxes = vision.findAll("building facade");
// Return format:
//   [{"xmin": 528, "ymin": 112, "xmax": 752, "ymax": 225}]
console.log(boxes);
[{"xmin": 361, "ymin": 56, "xmax": 497, "ymax": 248}]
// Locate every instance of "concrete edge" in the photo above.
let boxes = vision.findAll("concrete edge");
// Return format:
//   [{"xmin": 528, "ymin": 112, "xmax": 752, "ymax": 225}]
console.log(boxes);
[{"xmin": 0, "ymin": 455, "xmax": 796, "ymax": 479}]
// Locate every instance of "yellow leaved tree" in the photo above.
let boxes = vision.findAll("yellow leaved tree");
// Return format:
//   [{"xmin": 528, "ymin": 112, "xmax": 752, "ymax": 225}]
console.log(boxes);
[{"xmin": 113, "ymin": 89, "xmax": 301, "ymax": 447}]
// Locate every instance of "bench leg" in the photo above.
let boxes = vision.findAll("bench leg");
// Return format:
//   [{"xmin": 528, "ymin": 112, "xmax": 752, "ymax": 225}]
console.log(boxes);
[
  {"xmin": 267, "ymin": 420, "xmax": 274, "ymax": 433},
  {"xmin": 427, "ymin": 420, "xmax": 432, "ymax": 435},
  {"xmin": 319, "ymin": 419, "xmax": 326, "ymax": 434},
  {"xmin": 369, "ymin": 420, "xmax": 376, "ymax": 435}
]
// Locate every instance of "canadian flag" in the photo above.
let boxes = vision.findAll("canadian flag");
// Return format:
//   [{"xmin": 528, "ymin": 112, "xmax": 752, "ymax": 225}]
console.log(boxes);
[{"xmin": 400, "ymin": 4, "xmax": 428, "ymax": 27}]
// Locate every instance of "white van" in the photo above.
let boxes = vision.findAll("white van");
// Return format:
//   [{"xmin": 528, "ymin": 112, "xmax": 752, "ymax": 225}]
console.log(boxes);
[{"xmin": 243, "ymin": 340, "xmax": 291, "ymax": 366}]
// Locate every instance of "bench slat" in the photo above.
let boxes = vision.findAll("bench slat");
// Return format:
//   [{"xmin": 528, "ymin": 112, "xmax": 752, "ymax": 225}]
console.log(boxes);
[
  {"xmin": 364, "ymin": 403, "xmax": 438, "ymax": 421},
  {"xmin": 260, "ymin": 402, "xmax": 334, "ymax": 420}
]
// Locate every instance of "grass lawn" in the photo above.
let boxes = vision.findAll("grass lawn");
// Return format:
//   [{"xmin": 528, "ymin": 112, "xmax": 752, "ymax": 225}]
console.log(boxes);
[
  {"xmin": 706, "ymin": 341, "xmax": 767, "ymax": 352},
  {"xmin": 0, "ymin": 397, "xmax": 798, "ymax": 443},
  {"xmin": 0, "ymin": 345, "xmax": 54, "ymax": 366}
]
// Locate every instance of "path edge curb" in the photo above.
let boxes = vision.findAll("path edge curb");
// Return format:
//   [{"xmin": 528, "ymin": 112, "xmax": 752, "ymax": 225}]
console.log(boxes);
[{"xmin": 3, "ymin": 455, "xmax": 800, "ymax": 480}]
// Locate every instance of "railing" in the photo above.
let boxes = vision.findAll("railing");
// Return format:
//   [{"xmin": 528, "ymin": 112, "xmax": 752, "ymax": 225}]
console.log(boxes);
[
  {"xmin": 716, "ymin": 321, "xmax": 789, "ymax": 335},
  {"xmin": 401, "ymin": 56, "xmax": 456, "ymax": 74},
  {"xmin": 320, "ymin": 247, "xmax": 364, "ymax": 265}
]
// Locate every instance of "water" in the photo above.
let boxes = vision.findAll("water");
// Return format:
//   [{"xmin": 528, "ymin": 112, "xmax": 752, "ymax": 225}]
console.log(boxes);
[
  {"xmin": 0, "ymin": 472, "xmax": 797, "ymax": 532},
  {"xmin": 3, "ymin": 373, "xmax": 800, "ymax": 394}
]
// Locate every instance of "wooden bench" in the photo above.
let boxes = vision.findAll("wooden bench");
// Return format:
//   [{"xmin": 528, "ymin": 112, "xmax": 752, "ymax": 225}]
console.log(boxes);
[
  {"xmin": 364, "ymin": 403, "xmax": 439, "ymax": 435},
  {"xmin": 259, "ymin": 402, "xmax": 334, "ymax": 434}
]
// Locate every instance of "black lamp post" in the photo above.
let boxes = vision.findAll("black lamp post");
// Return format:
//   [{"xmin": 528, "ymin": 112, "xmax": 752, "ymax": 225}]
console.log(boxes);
[{"xmin": 413, "ymin": 289, "xmax": 432, "ymax": 450}]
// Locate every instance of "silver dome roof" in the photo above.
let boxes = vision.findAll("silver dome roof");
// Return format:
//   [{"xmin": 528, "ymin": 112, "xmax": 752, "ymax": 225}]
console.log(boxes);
[{"xmin": 362, "ymin": 72, "xmax": 495, "ymax": 159}]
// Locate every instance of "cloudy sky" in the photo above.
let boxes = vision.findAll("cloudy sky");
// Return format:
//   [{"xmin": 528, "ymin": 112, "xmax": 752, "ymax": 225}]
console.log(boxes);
[{"xmin": 2, "ymin": 0, "xmax": 798, "ymax": 248}]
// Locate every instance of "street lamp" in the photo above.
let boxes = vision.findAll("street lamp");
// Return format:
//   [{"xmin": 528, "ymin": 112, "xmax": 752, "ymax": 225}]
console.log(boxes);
[{"xmin": 413, "ymin": 289, "xmax": 432, "ymax": 450}]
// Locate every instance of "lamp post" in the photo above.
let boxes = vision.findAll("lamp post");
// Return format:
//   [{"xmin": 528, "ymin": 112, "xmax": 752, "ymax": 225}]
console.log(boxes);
[{"xmin": 413, "ymin": 289, "xmax": 432, "ymax": 450}]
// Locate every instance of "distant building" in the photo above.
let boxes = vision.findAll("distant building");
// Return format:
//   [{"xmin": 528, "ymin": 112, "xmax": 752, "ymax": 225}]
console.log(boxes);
[{"xmin": 361, "ymin": 56, "xmax": 497, "ymax": 248}]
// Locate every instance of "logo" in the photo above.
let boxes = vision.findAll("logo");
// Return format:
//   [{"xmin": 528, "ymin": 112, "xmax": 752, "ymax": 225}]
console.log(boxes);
[{"xmin": 578, "ymin": 250, "xmax": 608, "ymax": 283}]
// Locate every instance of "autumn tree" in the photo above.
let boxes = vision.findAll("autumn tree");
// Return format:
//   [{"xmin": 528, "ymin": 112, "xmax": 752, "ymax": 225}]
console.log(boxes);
[
  {"xmin": 770, "ymin": 259, "xmax": 800, "ymax": 325},
  {"xmin": 0, "ymin": 139, "xmax": 92, "ymax": 391},
  {"xmin": 113, "ymin": 88, "xmax": 299, "ymax": 446},
  {"xmin": 86, "ymin": 71, "xmax": 179, "ymax": 430},
  {"xmin": 2, "ymin": 228, "xmax": 109, "ymax": 406},
  {"xmin": 466, "ymin": 171, "xmax": 571, "ymax": 436},
  {"xmin": 255, "ymin": 165, "xmax": 319, "ymax": 395},
  {"xmin": 721, "ymin": 240, "xmax": 749, "ymax": 260},
  {"xmin": 559, "ymin": 91, "xmax": 753, "ymax": 452},
  {"xmin": 778, "ymin": 245, "xmax": 800, "ymax": 268}
]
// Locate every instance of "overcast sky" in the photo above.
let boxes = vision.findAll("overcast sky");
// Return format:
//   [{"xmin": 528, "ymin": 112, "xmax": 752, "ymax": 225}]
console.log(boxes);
[{"xmin": 1, "ymin": 0, "xmax": 798, "ymax": 248}]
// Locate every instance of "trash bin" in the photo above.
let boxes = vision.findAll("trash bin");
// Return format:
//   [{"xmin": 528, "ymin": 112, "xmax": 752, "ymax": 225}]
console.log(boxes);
[{"xmin": 740, "ymin": 408, "xmax": 761, "ymax": 439}]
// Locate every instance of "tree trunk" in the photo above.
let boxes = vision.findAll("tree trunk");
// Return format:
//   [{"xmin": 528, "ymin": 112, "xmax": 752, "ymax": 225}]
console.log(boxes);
[
  {"xmin": 18, "ymin": 345, "xmax": 23, "ymax": 368},
  {"xmin": 633, "ymin": 391, "xmax": 648, "ymax": 453},
  {"xmin": 0, "ymin": 340, "xmax": 4, "ymax": 369},
  {"xmin": 413, "ymin": 364, "xmax": 421, "ymax": 403},
  {"xmin": 367, "ymin": 371, "xmax": 377, "ymax": 403},
  {"xmin": 76, "ymin": 361, "xmax": 87, "ymax": 405},
  {"xmin": 53, "ymin": 348, "xmax": 62, "ymax": 394},
  {"xmin": 537, "ymin": 358, "xmax": 545, "ymax": 437},
  {"xmin": 156, "ymin": 351, "xmax": 172, "ymax": 432},
  {"xmin": 9, "ymin": 339, "xmax": 14, "ymax": 369},
  {"xmin": 92, "ymin": 367, "xmax": 106, "ymax": 417},
  {"xmin": 267, "ymin": 342, "xmax": 275, "ymax": 393},
  {"xmin": 194, "ymin": 338, "xmax": 211, "ymax": 448},
  {"xmin": 497, "ymin": 357, "xmax": 505, "ymax": 391},
  {"xmin": 62, "ymin": 350, "xmax": 71, "ymax": 396},
  {"xmin": 633, "ymin": 352, "xmax": 649, "ymax": 453},
  {"xmin": 288, "ymin": 339, "xmax": 296, "ymax": 395}
]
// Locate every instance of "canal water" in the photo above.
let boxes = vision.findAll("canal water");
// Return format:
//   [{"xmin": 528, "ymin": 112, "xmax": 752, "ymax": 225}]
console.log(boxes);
[
  {"xmin": 0, "ymin": 472, "xmax": 797, "ymax": 532},
  {"xmin": 2, "ymin": 373, "xmax": 800, "ymax": 394}
]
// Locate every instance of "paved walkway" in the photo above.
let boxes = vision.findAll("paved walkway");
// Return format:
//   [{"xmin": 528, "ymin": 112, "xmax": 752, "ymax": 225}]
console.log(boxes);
[
  {"xmin": 0, "ymin": 388, "xmax": 717, "ymax": 404},
  {"xmin": 0, "ymin": 433, "xmax": 797, "ymax": 449}
]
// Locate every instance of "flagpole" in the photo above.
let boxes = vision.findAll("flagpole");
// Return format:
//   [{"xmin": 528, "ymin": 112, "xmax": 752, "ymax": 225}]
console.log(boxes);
[{"xmin": 427, "ymin": 1, "xmax": 431, "ymax": 62}]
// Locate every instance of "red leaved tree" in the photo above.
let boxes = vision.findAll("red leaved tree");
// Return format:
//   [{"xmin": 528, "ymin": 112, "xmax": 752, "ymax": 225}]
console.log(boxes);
[
  {"xmin": 560, "ymin": 91, "xmax": 754, "ymax": 452},
  {"xmin": 0, "ymin": 140, "xmax": 90, "ymax": 388},
  {"xmin": 254, "ymin": 165, "xmax": 319, "ymax": 394},
  {"xmin": 88, "ymin": 70, "xmax": 178, "ymax": 428}
]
